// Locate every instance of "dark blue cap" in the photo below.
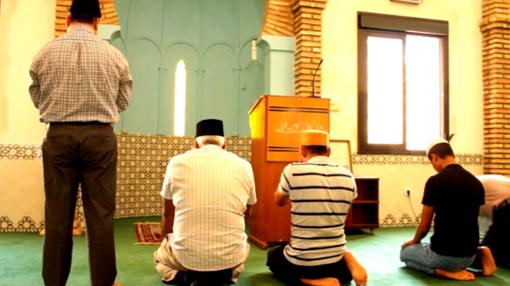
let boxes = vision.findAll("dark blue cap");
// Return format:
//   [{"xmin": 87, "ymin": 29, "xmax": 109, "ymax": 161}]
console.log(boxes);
[{"xmin": 196, "ymin": 119, "xmax": 224, "ymax": 137}]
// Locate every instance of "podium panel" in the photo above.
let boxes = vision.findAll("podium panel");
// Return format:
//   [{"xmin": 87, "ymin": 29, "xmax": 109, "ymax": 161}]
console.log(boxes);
[{"xmin": 248, "ymin": 95, "xmax": 330, "ymax": 248}]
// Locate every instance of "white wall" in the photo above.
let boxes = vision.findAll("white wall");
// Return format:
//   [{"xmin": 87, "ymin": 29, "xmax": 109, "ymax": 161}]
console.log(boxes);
[
  {"xmin": 0, "ymin": 0, "xmax": 55, "ymax": 230},
  {"xmin": 322, "ymin": 0, "xmax": 484, "ymax": 226},
  {"xmin": 0, "ymin": 0, "xmax": 486, "ymax": 230},
  {"xmin": 0, "ymin": 0, "xmax": 55, "ymax": 144}
]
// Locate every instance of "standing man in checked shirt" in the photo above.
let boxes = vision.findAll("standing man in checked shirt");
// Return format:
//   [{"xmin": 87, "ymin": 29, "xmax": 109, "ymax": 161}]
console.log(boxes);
[{"xmin": 29, "ymin": 0, "xmax": 132, "ymax": 285}]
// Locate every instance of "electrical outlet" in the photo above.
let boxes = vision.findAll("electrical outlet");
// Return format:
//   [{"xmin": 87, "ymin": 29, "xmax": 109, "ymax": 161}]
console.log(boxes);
[{"xmin": 405, "ymin": 188, "xmax": 411, "ymax": 197}]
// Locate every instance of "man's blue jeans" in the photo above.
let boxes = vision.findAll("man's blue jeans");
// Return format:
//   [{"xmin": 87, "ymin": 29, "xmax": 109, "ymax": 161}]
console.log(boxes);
[{"xmin": 400, "ymin": 243, "xmax": 476, "ymax": 274}]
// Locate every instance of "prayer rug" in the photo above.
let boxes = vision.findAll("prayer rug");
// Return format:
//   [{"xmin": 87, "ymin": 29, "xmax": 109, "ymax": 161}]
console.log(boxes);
[{"xmin": 134, "ymin": 222, "xmax": 162, "ymax": 244}]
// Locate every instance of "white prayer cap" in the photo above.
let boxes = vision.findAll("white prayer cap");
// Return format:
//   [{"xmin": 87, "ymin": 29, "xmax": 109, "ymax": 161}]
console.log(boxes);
[{"xmin": 300, "ymin": 130, "xmax": 329, "ymax": 146}]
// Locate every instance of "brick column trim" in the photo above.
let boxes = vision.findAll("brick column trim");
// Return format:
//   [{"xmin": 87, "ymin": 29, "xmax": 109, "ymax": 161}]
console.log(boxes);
[
  {"xmin": 292, "ymin": 0, "xmax": 327, "ymax": 97},
  {"xmin": 262, "ymin": 0, "xmax": 294, "ymax": 36},
  {"xmin": 480, "ymin": 0, "xmax": 510, "ymax": 176},
  {"xmin": 55, "ymin": 0, "xmax": 119, "ymax": 37}
]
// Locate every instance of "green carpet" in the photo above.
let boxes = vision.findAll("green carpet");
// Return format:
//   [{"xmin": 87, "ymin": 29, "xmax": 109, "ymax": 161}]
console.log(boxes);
[{"xmin": 1, "ymin": 217, "xmax": 509, "ymax": 285}]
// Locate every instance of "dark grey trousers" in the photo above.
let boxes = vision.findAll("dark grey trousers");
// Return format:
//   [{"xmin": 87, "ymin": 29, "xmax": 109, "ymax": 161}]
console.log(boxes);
[
  {"xmin": 42, "ymin": 123, "xmax": 117, "ymax": 286},
  {"xmin": 482, "ymin": 198, "xmax": 510, "ymax": 267},
  {"xmin": 266, "ymin": 244, "xmax": 353, "ymax": 285}
]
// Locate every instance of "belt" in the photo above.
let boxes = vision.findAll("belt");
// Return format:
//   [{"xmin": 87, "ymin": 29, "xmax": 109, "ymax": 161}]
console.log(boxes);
[{"xmin": 49, "ymin": 121, "xmax": 111, "ymax": 126}]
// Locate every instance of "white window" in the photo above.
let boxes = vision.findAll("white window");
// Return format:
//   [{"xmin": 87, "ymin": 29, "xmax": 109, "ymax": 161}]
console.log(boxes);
[
  {"xmin": 173, "ymin": 60, "xmax": 187, "ymax": 136},
  {"xmin": 358, "ymin": 13, "xmax": 448, "ymax": 154}
]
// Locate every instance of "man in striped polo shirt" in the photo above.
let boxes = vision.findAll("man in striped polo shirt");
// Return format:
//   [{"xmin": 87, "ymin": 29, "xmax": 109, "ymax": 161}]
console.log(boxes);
[{"xmin": 267, "ymin": 130, "xmax": 367, "ymax": 286}]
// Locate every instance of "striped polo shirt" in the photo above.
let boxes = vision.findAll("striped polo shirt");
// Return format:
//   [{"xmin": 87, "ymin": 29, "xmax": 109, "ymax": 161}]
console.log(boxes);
[{"xmin": 278, "ymin": 156, "xmax": 357, "ymax": 266}]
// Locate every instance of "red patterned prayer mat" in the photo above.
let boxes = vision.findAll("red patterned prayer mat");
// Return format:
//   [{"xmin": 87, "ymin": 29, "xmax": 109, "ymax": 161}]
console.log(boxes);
[{"xmin": 134, "ymin": 222, "xmax": 162, "ymax": 245}]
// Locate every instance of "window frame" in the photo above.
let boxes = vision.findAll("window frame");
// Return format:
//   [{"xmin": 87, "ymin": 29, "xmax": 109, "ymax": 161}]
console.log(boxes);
[{"xmin": 357, "ymin": 13, "xmax": 449, "ymax": 155}]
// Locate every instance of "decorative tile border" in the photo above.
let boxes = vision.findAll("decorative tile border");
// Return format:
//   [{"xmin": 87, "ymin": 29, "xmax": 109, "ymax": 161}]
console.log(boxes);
[
  {"xmin": 0, "ymin": 144, "xmax": 41, "ymax": 160},
  {"xmin": 352, "ymin": 153, "xmax": 483, "ymax": 166},
  {"xmin": 0, "ymin": 135, "xmax": 483, "ymax": 232},
  {"xmin": 0, "ymin": 216, "xmax": 43, "ymax": 232},
  {"xmin": 1, "ymin": 212, "xmax": 421, "ymax": 232},
  {"xmin": 1, "ymin": 143, "xmax": 483, "ymax": 166},
  {"xmin": 0, "ymin": 216, "xmax": 17, "ymax": 232},
  {"xmin": 380, "ymin": 213, "xmax": 420, "ymax": 228}
]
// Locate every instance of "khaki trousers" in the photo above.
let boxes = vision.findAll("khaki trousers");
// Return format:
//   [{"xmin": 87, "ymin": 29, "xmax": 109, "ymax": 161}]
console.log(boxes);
[{"xmin": 153, "ymin": 235, "xmax": 247, "ymax": 283}]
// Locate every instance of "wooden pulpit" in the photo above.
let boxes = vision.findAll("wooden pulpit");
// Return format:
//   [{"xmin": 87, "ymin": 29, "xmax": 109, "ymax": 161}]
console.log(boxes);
[{"xmin": 248, "ymin": 95, "xmax": 330, "ymax": 248}]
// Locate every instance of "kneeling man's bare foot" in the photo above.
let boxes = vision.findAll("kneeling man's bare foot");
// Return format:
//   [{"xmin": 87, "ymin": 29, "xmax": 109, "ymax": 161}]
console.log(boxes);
[
  {"xmin": 300, "ymin": 277, "xmax": 340, "ymax": 286},
  {"xmin": 478, "ymin": 246, "xmax": 497, "ymax": 276},
  {"xmin": 343, "ymin": 251, "xmax": 368, "ymax": 286},
  {"xmin": 435, "ymin": 268, "xmax": 475, "ymax": 281},
  {"xmin": 351, "ymin": 263, "xmax": 367, "ymax": 285}
]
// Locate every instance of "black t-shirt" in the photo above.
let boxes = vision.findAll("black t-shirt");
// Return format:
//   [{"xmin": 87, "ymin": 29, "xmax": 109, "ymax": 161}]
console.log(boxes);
[{"xmin": 422, "ymin": 164, "xmax": 484, "ymax": 257}]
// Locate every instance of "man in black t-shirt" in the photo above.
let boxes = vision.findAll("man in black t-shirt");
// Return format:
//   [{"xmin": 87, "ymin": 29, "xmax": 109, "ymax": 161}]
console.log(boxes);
[{"xmin": 400, "ymin": 139, "xmax": 497, "ymax": 281}]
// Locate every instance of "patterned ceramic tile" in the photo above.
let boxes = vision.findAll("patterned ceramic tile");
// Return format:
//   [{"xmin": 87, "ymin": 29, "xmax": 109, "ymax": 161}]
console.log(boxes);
[
  {"xmin": 0, "ymin": 144, "xmax": 41, "ymax": 160},
  {"xmin": 16, "ymin": 216, "xmax": 40, "ymax": 233},
  {"xmin": 112, "ymin": 133, "xmax": 252, "ymax": 218},
  {"xmin": 380, "ymin": 213, "xmax": 420, "ymax": 228},
  {"xmin": 352, "ymin": 153, "xmax": 483, "ymax": 166},
  {"xmin": 0, "ymin": 216, "xmax": 17, "ymax": 232},
  {"xmin": 0, "ymin": 135, "xmax": 482, "ymax": 231}
]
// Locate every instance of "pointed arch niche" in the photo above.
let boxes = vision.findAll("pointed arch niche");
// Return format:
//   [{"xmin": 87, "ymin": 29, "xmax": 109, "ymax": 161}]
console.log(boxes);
[{"xmin": 108, "ymin": 0, "xmax": 266, "ymax": 136}]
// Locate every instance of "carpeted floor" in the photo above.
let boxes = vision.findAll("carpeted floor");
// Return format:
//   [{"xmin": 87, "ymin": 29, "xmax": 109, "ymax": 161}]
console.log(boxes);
[{"xmin": 1, "ymin": 217, "xmax": 509, "ymax": 285}]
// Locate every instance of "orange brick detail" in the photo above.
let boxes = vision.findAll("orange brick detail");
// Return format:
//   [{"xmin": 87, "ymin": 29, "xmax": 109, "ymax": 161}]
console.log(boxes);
[
  {"xmin": 262, "ymin": 0, "xmax": 294, "ymax": 36},
  {"xmin": 54, "ymin": 0, "xmax": 119, "ymax": 37},
  {"xmin": 262, "ymin": 0, "xmax": 326, "ymax": 97},
  {"xmin": 291, "ymin": 0, "xmax": 326, "ymax": 97},
  {"xmin": 481, "ymin": 0, "xmax": 510, "ymax": 176}
]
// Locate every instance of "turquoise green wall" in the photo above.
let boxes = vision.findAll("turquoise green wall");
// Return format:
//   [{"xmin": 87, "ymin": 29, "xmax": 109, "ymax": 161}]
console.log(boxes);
[
  {"xmin": 259, "ymin": 36, "xmax": 295, "ymax": 96},
  {"xmin": 113, "ymin": 0, "xmax": 265, "ymax": 135}
]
